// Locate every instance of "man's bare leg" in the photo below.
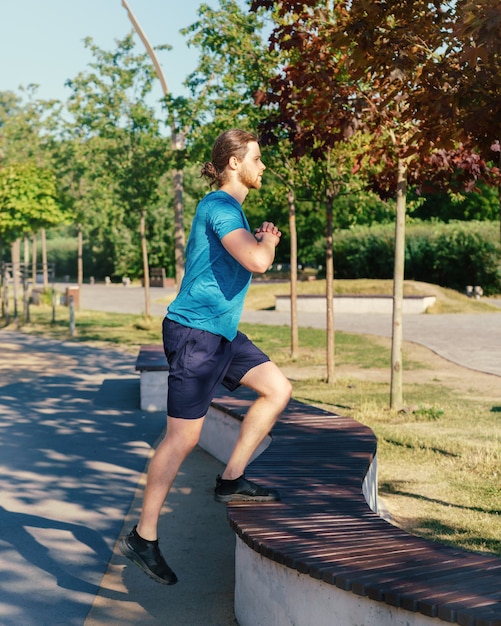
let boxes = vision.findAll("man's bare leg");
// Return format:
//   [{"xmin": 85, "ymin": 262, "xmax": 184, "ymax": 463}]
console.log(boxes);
[
  {"xmin": 221, "ymin": 361, "xmax": 292, "ymax": 481},
  {"xmin": 137, "ymin": 416, "xmax": 205, "ymax": 541}
]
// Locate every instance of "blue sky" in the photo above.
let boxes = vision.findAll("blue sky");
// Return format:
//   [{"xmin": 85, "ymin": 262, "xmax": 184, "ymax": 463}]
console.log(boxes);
[{"xmin": 1, "ymin": 0, "xmax": 246, "ymax": 106}]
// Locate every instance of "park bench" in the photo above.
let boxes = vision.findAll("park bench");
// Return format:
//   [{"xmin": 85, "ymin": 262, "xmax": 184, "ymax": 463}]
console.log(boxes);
[
  {"xmin": 134, "ymin": 344, "xmax": 501, "ymax": 624},
  {"xmin": 135, "ymin": 345, "xmax": 168, "ymax": 412},
  {"xmin": 199, "ymin": 386, "xmax": 501, "ymax": 626}
]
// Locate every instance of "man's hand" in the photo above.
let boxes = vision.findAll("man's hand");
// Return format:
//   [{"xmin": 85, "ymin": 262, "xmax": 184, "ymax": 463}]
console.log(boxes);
[{"xmin": 254, "ymin": 221, "xmax": 282, "ymax": 246}]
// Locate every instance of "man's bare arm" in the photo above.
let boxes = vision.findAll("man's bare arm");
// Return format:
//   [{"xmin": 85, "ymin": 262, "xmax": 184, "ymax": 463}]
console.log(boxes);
[{"xmin": 222, "ymin": 222, "xmax": 281, "ymax": 273}]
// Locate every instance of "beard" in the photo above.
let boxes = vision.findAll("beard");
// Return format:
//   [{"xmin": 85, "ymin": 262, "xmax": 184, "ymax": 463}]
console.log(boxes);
[{"xmin": 238, "ymin": 163, "xmax": 262, "ymax": 189}]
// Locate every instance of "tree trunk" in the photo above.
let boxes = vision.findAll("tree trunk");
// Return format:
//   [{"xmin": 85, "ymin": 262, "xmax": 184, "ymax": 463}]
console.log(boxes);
[
  {"xmin": 140, "ymin": 209, "xmax": 151, "ymax": 318},
  {"xmin": 32, "ymin": 234, "xmax": 37, "ymax": 285},
  {"xmin": 21, "ymin": 237, "xmax": 28, "ymax": 321},
  {"xmin": 23, "ymin": 236, "xmax": 29, "ymax": 270},
  {"xmin": 390, "ymin": 158, "xmax": 408, "ymax": 410},
  {"xmin": 498, "ymin": 148, "xmax": 501, "ymax": 243},
  {"xmin": 1, "ymin": 261, "xmax": 9, "ymax": 323},
  {"xmin": 77, "ymin": 223, "xmax": 83, "ymax": 288},
  {"xmin": 173, "ymin": 166, "xmax": 185, "ymax": 288},
  {"xmin": 41, "ymin": 228, "xmax": 48, "ymax": 287},
  {"xmin": 11, "ymin": 239, "xmax": 21, "ymax": 321},
  {"xmin": 325, "ymin": 191, "xmax": 335, "ymax": 384},
  {"xmin": 287, "ymin": 189, "xmax": 299, "ymax": 358}
]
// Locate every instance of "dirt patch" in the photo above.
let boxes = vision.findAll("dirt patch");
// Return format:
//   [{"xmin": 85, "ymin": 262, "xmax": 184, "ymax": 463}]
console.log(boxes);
[{"xmin": 281, "ymin": 338, "xmax": 500, "ymax": 404}]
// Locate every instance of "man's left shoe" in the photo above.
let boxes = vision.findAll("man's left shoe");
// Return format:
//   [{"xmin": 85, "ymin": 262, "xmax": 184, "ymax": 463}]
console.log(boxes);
[
  {"xmin": 214, "ymin": 474, "xmax": 280, "ymax": 503},
  {"xmin": 119, "ymin": 526, "xmax": 178, "ymax": 585}
]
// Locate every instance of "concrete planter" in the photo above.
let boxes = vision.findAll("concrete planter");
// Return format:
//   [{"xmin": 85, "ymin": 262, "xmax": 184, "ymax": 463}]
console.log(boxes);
[{"xmin": 276, "ymin": 294, "xmax": 436, "ymax": 314}]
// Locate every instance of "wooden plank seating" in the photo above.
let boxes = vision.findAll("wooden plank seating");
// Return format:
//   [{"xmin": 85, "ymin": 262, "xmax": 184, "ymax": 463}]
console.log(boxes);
[
  {"xmin": 135, "ymin": 345, "xmax": 168, "ymax": 412},
  {"xmin": 206, "ymin": 386, "xmax": 501, "ymax": 626}
]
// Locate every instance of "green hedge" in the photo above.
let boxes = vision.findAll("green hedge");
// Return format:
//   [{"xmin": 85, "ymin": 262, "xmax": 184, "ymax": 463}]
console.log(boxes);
[{"xmin": 332, "ymin": 221, "xmax": 501, "ymax": 295}]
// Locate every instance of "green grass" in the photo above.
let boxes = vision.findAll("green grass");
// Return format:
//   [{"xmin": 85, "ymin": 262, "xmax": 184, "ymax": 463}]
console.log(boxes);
[
  {"xmin": 16, "ymin": 306, "xmax": 163, "ymax": 353},
  {"xmin": 6, "ymin": 291, "xmax": 501, "ymax": 558},
  {"xmin": 241, "ymin": 323, "xmax": 425, "ymax": 371}
]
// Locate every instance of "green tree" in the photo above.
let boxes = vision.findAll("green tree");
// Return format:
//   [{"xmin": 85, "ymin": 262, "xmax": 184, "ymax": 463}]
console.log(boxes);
[
  {"xmin": 54, "ymin": 133, "xmax": 122, "ymax": 284},
  {"xmin": 0, "ymin": 162, "xmax": 61, "ymax": 243},
  {"xmin": 66, "ymin": 34, "xmax": 172, "ymax": 316},
  {"xmin": 121, "ymin": 0, "xmax": 186, "ymax": 287},
  {"xmin": 181, "ymin": 0, "xmax": 312, "ymax": 356},
  {"xmin": 0, "ymin": 88, "xmax": 65, "ymax": 287},
  {"xmin": 0, "ymin": 87, "xmax": 61, "ymax": 169},
  {"xmin": 0, "ymin": 161, "xmax": 63, "ymax": 313},
  {"xmin": 181, "ymin": 0, "xmax": 276, "ymax": 139},
  {"xmin": 410, "ymin": 183, "xmax": 500, "ymax": 222}
]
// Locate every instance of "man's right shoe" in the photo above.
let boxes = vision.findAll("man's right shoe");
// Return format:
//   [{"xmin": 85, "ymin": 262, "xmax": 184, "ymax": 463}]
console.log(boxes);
[
  {"xmin": 119, "ymin": 526, "xmax": 178, "ymax": 585},
  {"xmin": 214, "ymin": 474, "xmax": 280, "ymax": 503}
]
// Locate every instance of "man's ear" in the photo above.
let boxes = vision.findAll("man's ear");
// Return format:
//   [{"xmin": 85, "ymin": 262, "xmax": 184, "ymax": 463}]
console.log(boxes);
[{"xmin": 228, "ymin": 155, "xmax": 239, "ymax": 170}]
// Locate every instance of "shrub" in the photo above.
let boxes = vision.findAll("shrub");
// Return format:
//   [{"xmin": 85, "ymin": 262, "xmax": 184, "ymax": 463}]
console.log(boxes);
[{"xmin": 332, "ymin": 221, "xmax": 501, "ymax": 295}]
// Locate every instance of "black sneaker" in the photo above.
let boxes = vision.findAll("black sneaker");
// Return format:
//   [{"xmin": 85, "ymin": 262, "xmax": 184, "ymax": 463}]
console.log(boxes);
[
  {"xmin": 119, "ymin": 526, "xmax": 178, "ymax": 585},
  {"xmin": 214, "ymin": 474, "xmax": 280, "ymax": 503}
]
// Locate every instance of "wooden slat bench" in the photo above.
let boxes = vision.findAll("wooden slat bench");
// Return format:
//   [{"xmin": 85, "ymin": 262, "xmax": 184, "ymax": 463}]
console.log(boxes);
[
  {"xmin": 135, "ymin": 345, "xmax": 168, "ymax": 412},
  {"xmin": 205, "ymin": 386, "xmax": 501, "ymax": 626}
]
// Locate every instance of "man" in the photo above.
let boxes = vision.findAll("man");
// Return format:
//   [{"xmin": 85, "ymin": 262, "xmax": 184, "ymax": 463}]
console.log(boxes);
[{"xmin": 119, "ymin": 129, "xmax": 292, "ymax": 585}]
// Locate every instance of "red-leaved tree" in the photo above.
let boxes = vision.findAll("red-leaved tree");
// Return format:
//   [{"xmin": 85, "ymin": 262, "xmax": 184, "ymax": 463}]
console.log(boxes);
[{"xmin": 252, "ymin": 0, "xmax": 499, "ymax": 407}]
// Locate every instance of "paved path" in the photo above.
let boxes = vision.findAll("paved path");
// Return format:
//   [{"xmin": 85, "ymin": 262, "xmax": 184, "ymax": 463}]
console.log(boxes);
[
  {"xmin": 0, "ymin": 331, "xmax": 237, "ymax": 626},
  {"xmin": 75, "ymin": 283, "xmax": 501, "ymax": 378}
]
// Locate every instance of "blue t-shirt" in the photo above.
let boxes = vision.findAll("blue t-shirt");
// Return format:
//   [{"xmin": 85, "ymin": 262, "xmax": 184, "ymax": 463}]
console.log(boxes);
[{"xmin": 166, "ymin": 190, "xmax": 252, "ymax": 341}]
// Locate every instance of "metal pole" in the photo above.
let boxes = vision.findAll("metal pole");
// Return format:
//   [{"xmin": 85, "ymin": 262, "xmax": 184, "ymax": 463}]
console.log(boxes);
[
  {"xmin": 51, "ymin": 286, "xmax": 56, "ymax": 325},
  {"xmin": 69, "ymin": 295, "xmax": 75, "ymax": 336},
  {"xmin": 121, "ymin": 0, "xmax": 186, "ymax": 287},
  {"xmin": 121, "ymin": 0, "xmax": 168, "ymax": 94}
]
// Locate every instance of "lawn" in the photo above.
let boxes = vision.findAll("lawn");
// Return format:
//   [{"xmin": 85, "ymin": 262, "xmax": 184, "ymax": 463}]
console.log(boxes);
[{"xmin": 5, "ymin": 279, "xmax": 501, "ymax": 557}]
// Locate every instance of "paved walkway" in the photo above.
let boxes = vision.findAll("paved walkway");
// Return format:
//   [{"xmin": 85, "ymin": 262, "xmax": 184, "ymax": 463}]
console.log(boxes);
[
  {"xmin": 0, "ymin": 331, "xmax": 237, "ymax": 626},
  {"xmin": 76, "ymin": 283, "xmax": 501, "ymax": 378},
  {"xmin": 1, "ymin": 283, "xmax": 499, "ymax": 626}
]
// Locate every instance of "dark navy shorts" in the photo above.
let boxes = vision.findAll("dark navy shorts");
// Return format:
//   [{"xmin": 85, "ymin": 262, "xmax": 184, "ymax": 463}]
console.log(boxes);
[{"xmin": 162, "ymin": 317, "xmax": 270, "ymax": 419}]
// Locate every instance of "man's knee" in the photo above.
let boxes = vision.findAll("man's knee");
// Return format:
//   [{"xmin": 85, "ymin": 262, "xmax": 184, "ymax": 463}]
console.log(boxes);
[
  {"xmin": 241, "ymin": 361, "xmax": 292, "ymax": 409},
  {"xmin": 260, "ymin": 367, "xmax": 292, "ymax": 409},
  {"xmin": 283, "ymin": 382, "xmax": 293, "ymax": 412},
  {"xmin": 165, "ymin": 416, "xmax": 204, "ymax": 454},
  {"xmin": 277, "ymin": 376, "xmax": 293, "ymax": 404}
]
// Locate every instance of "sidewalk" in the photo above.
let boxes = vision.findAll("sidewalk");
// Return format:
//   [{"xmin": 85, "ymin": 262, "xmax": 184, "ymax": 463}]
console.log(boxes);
[
  {"xmin": 0, "ymin": 330, "xmax": 237, "ymax": 626},
  {"xmin": 75, "ymin": 282, "xmax": 501, "ymax": 378}
]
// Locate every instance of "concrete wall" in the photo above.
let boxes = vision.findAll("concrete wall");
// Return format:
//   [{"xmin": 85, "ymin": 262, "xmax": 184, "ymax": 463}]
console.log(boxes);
[
  {"xmin": 276, "ymin": 295, "xmax": 436, "ymax": 314},
  {"xmin": 234, "ymin": 540, "xmax": 438, "ymax": 626},
  {"xmin": 139, "ymin": 370, "xmax": 168, "ymax": 412}
]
